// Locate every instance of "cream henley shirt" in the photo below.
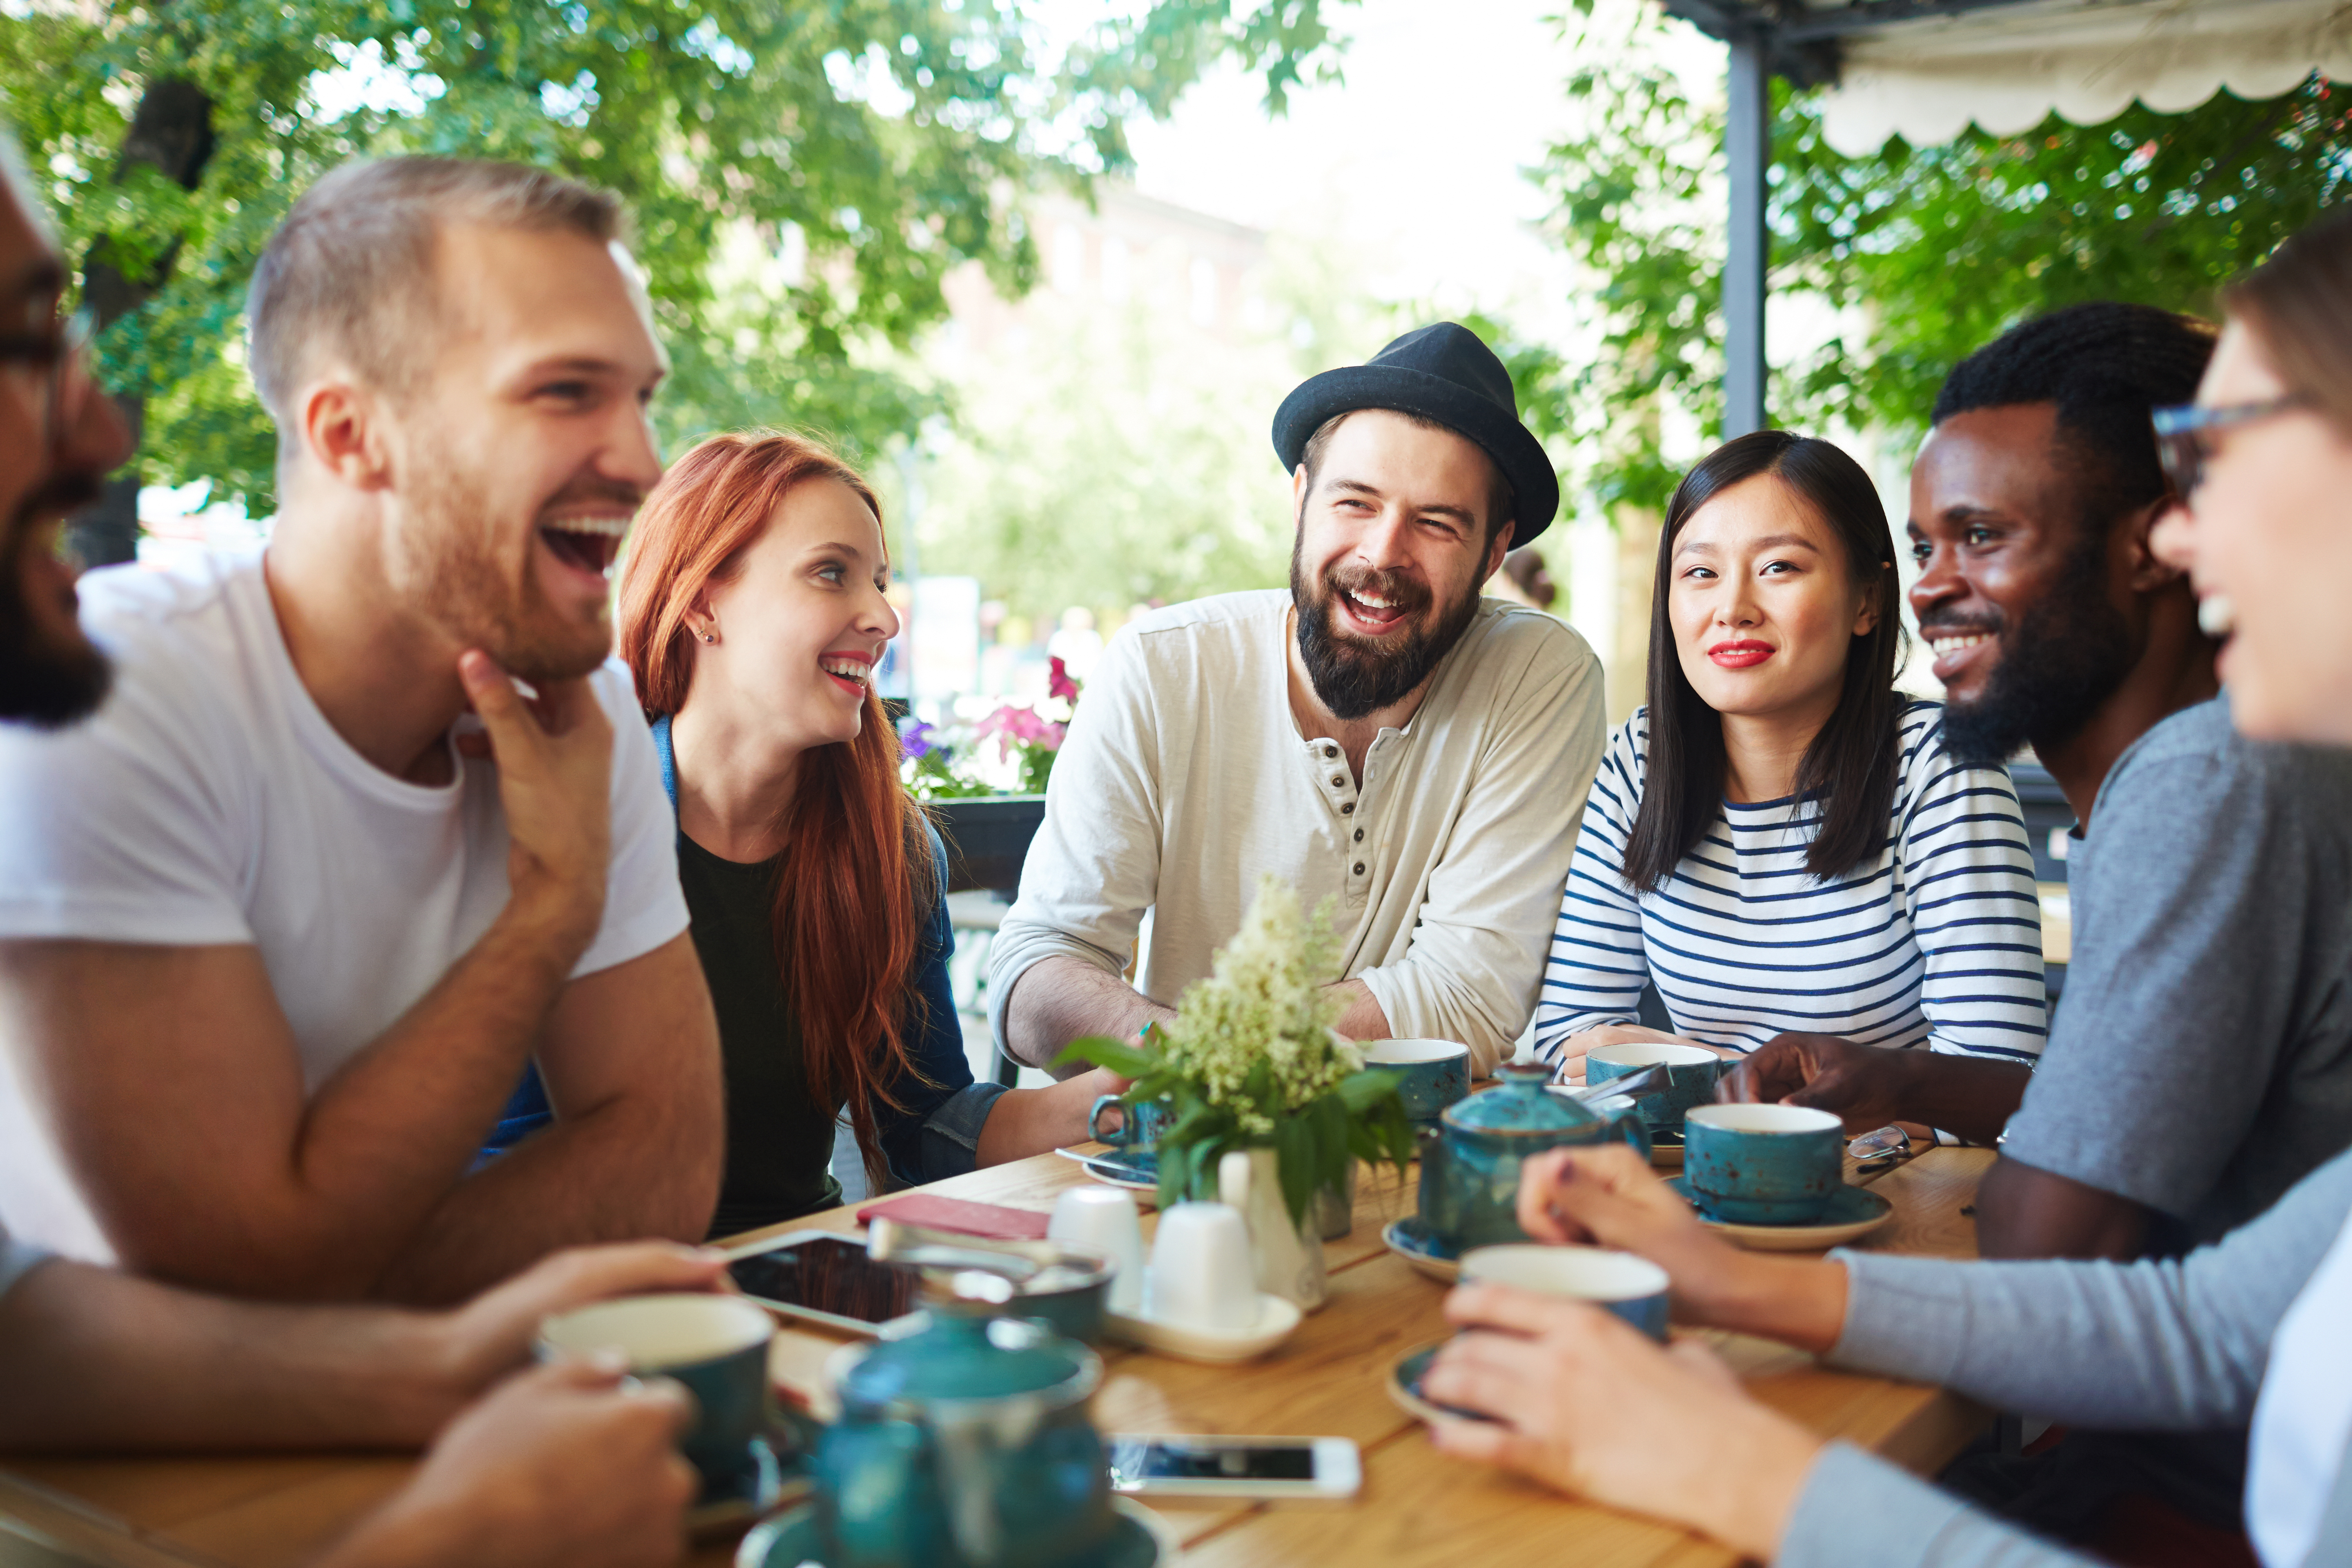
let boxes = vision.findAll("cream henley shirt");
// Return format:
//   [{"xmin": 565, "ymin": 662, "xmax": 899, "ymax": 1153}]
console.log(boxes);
[{"xmin": 987, "ymin": 589, "xmax": 1607, "ymax": 1074}]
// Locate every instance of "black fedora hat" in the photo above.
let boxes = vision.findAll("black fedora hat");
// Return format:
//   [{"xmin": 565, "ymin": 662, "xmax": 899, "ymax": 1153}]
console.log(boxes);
[{"xmin": 1271, "ymin": 321, "xmax": 1560, "ymax": 546}]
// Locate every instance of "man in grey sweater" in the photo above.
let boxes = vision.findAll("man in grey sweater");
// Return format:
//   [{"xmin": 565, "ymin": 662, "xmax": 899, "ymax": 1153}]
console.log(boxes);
[{"xmin": 1731, "ymin": 305, "xmax": 2352, "ymax": 1270}]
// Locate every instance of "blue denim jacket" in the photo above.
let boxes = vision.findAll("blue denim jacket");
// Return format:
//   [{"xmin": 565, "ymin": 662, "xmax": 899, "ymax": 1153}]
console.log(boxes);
[{"xmin": 485, "ymin": 717, "xmax": 1004, "ymax": 1189}]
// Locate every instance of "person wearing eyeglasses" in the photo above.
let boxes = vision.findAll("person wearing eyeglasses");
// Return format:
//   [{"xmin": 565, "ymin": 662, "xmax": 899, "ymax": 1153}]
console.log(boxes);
[
  {"xmin": 1410, "ymin": 204, "xmax": 2352, "ymax": 1568},
  {"xmin": 1715, "ymin": 303, "xmax": 2352, "ymax": 1550}
]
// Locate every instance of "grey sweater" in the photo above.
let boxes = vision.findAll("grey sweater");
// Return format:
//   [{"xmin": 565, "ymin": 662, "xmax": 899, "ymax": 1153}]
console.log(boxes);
[{"xmin": 1780, "ymin": 1146, "xmax": 2352, "ymax": 1568}]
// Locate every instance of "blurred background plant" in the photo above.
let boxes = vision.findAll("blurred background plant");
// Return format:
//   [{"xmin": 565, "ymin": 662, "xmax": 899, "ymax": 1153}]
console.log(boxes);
[{"xmin": 899, "ymin": 657, "xmax": 1078, "ymax": 800}]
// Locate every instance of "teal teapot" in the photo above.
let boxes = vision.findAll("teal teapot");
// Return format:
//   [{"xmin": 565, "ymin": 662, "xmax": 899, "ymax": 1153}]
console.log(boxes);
[
  {"xmin": 1417, "ymin": 1061, "xmax": 1648, "ymax": 1251},
  {"xmin": 812, "ymin": 1270, "xmax": 1117, "ymax": 1568}
]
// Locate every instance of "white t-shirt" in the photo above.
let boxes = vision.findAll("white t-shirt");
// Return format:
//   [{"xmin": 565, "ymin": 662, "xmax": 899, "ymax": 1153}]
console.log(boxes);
[
  {"xmin": 987, "ymin": 590, "xmax": 1607, "ymax": 1076},
  {"xmin": 0, "ymin": 548, "xmax": 688, "ymax": 1261},
  {"xmin": 2249, "ymin": 1205, "xmax": 2352, "ymax": 1567}
]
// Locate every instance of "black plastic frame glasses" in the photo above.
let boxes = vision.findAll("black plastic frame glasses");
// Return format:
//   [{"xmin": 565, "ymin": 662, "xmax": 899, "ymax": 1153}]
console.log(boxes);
[{"xmin": 2151, "ymin": 397, "xmax": 2306, "ymax": 497}]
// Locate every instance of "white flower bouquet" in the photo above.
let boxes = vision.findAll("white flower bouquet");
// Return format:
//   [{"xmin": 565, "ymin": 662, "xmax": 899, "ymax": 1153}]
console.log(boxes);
[{"xmin": 1060, "ymin": 875, "xmax": 1414, "ymax": 1224}]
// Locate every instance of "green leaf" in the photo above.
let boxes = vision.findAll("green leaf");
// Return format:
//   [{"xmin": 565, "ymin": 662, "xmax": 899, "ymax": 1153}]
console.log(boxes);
[
  {"xmin": 1055, "ymin": 1035, "xmax": 1158, "ymax": 1078},
  {"xmin": 1274, "ymin": 1116, "xmax": 1315, "ymax": 1229},
  {"xmin": 1335, "ymin": 1068, "xmax": 1404, "ymax": 1115}
]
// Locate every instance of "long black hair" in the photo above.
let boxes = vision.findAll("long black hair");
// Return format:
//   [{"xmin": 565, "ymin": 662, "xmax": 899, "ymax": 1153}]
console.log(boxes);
[{"xmin": 1620, "ymin": 430, "xmax": 1906, "ymax": 892}]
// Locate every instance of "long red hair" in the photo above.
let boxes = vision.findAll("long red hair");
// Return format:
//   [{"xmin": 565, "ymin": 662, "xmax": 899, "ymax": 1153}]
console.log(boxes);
[{"xmin": 619, "ymin": 430, "xmax": 934, "ymax": 1185}]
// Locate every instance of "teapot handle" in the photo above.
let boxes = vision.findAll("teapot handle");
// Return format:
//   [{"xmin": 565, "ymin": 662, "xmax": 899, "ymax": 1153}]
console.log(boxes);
[
  {"xmin": 1604, "ymin": 1100, "xmax": 1651, "ymax": 1158},
  {"xmin": 1218, "ymin": 1149, "xmax": 1252, "ymax": 1212}
]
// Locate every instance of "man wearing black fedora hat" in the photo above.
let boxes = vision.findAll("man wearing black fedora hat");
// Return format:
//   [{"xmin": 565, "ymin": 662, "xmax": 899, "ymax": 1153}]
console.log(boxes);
[{"xmin": 991, "ymin": 322, "xmax": 1607, "ymax": 1076}]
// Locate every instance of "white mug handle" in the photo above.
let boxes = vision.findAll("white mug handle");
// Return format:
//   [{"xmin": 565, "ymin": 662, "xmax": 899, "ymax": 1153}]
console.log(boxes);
[{"xmin": 1218, "ymin": 1149, "xmax": 1251, "ymax": 1215}]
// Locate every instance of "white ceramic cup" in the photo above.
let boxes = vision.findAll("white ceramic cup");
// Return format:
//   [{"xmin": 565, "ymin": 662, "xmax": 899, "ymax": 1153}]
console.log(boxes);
[
  {"xmin": 1145, "ymin": 1201, "xmax": 1258, "ymax": 1336},
  {"xmin": 1049, "ymin": 1184, "xmax": 1146, "ymax": 1315}
]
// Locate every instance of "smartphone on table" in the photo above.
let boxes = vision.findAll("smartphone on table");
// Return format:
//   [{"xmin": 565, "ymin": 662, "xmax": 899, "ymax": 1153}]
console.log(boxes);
[
  {"xmin": 1105, "ymin": 1435, "xmax": 1361, "ymax": 1499},
  {"xmin": 724, "ymin": 1231, "xmax": 923, "ymax": 1336}
]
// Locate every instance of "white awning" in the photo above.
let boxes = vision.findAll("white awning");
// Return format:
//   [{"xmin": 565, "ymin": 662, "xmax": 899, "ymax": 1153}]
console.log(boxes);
[{"xmin": 1817, "ymin": 0, "xmax": 2352, "ymax": 156}]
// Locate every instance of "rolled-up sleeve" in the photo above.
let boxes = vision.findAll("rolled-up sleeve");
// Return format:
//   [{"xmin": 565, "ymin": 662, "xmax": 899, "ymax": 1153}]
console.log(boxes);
[
  {"xmin": 987, "ymin": 630, "xmax": 1167, "ymax": 1053},
  {"xmin": 1356, "ymin": 628, "xmax": 1605, "ymax": 1074}
]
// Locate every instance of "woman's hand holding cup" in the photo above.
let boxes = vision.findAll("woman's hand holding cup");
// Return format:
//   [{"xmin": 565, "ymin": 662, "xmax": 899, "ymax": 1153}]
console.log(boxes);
[
  {"xmin": 1513, "ymin": 1145, "xmax": 1849, "ymax": 1351},
  {"xmin": 1516, "ymin": 1147, "xmax": 1734, "ymax": 1300},
  {"xmin": 1421, "ymin": 1284, "xmax": 1823, "ymax": 1563}
]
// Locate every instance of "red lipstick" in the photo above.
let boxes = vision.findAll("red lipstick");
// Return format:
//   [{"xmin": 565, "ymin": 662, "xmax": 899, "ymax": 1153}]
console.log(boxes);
[{"xmin": 1707, "ymin": 639, "xmax": 1775, "ymax": 669}]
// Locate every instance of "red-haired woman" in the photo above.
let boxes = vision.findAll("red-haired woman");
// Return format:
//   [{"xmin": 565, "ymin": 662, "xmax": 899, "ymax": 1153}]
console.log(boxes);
[{"xmin": 619, "ymin": 430, "xmax": 1118, "ymax": 1234}]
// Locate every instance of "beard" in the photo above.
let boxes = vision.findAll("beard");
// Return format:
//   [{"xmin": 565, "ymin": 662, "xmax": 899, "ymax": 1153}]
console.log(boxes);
[
  {"xmin": 1290, "ymin": 536, "xmax": 1484, "ymax": 722},
  {"xmin": 391, "ymin": 459, "xmax": 635, "ymax": 684},
  {"xmin": 1938, "ymin": 535, "xmax": 2136, "ymax": 767},
  {"xmin": 0, "ymin": 473, "xmax": 112, "ymax": 728}
]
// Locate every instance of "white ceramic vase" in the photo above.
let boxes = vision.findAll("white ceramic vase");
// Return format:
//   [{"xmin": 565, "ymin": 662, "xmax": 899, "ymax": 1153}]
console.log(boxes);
[{"xmin": 1217, "ymin": 1148, "xmax": 1330, "ymax": 1313}]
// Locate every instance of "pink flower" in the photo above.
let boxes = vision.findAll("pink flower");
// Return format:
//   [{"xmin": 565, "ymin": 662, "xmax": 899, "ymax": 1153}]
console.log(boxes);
[
  {"xmin": 975, "ymin": 704, "xmax": 1048, "ymax": 755},
  {"xmin": 1048, "ymin": 656, "xmax": 1080, "ymax": 704}
]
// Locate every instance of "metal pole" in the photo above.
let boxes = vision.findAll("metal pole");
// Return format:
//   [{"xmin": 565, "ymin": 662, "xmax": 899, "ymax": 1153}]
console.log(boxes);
[{"xmin": 1724, "ymin": 32, "xmax": 1769, "ymax": 439}]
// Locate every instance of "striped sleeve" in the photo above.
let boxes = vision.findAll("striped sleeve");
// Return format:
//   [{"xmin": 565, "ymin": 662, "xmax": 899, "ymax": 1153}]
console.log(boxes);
[
  {"xmin": 1895, "ymin": 710, "xmax": 2048, "ymax": 1063},
  {"xmin": 1534, "ymin": 715, "xmax": 1650, "ymax": 1061}
]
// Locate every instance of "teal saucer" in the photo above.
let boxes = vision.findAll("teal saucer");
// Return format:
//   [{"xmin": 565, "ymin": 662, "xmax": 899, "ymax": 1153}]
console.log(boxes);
[
  {"xmin": 1083, "ymin": 1153, "xmax": 1158, "ymax": 1192},
  {"xmin": 1386, "ymin": 1341, "xmax": 1498, "ymax": 1425},
  {"xmin": 1664, "ymin": 1176, "xmax": 1895, "ymax": 1251},
  {"xmin": 1381, "ymin": 1215, "xmax": 1461, "ymax": 1282},
  {"xmin": 737, "ymin": 1498, "xmax": 1173, "ymax": 1567}
]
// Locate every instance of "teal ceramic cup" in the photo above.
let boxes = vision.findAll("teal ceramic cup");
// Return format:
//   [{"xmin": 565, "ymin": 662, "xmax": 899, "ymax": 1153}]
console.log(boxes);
[
  {"xmin": 1087, "ymin": 1094, "xmax": 1174, "ymax": 1157},
  {"xmin": 1683, "ymin": 1103, "xmax": 1844, "ymax": 1225},
  {"xmin": 1363, "ymin": 1038, "xmax": 1472, "ymax": 1127},
  {"xmin": 1585, "ymin": 1041, "xmax": 1727, "ymax": 1138},
  {"xmin": 537, "ymin": 1292, "xmax": 776, "ymax": 1496},
  {"xmin": 1459, "ymin": 1244, "xmax": 1671, "ymax": 1341}
]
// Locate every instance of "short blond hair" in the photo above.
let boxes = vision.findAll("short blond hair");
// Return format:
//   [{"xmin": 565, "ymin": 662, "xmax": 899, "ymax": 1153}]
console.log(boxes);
[{"xmin": 246, "ymin": 156, "xmax": 624, "ymax": 439}]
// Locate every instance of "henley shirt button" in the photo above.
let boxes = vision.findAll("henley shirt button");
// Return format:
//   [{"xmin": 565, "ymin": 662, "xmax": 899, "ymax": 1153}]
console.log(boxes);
[
  {"xmin": 1330, "ymin": 775, "xmax": 1344, "ymax": 787},
  {"xmin": 1323, "ymin": 744, "xmax": 1337, "ymax": 758},
  {"xmin": 1352, "ymin": 862, "xmax": 1365, "ymax": 875},
  {"xmin": 1341, "ymin": 802, "xmax": 1354, "ymax": 814},
  {"xmin": 1352, "ymin": 828, "xmax": 1363, "ymax": 842}
]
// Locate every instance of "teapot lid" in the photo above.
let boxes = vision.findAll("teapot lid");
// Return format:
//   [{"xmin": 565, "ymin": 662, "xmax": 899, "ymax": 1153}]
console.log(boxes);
[
  {"xmin": 839, "ymin": 1272, "xmax": 1097, "ymax": 1409},
  {"xmin": 1441, "ymin": 1060, "xmax": 1601, "ymax": 1136}
]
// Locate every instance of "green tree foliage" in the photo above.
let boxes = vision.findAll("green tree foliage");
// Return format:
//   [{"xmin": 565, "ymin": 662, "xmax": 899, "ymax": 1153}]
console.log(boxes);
[
  {"xmin": 0, "ymin": 0, "xmax": 1359, "ymax": 517},
  {"xmin": 1533, "ymin": 1, "xmax": 2352, "ymax": 510},
  {"xmin": 918, "ymin": 287, "xmax": 1301, "ymax": 619}
]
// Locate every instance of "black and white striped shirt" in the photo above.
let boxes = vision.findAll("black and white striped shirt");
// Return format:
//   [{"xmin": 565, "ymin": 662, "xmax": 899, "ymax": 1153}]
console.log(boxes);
[{"xmin": 1534, "ymin": 702, "xmax": 2047, "ymax": 1065}]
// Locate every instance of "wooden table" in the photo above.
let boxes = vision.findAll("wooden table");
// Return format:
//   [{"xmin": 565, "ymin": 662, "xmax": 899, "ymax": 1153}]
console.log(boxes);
[{"xmin": 2, "ymin": 1146, "xmax": 1994, "ymax": 1568}]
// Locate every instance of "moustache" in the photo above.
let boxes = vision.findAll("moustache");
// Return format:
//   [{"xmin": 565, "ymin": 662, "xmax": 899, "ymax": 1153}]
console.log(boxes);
[
  {"xmin": 1918, "ymin": 615, "xmax": 2002, "ymax": 640},
  {"xmin": 13, "ymin": 468, "xmax": 106, "ymax": 534},
  {"xmin": 1322, "ymin": 564, "xmax": 1432, "ymax": 620},
  {"xmin": 534, "ymin": 477, "xmax": 646, "ymax": 521}
]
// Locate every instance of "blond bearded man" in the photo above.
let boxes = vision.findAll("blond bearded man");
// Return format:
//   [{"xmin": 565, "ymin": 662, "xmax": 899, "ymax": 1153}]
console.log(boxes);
[{"xmin": 0, "ymin": 158, "xmax": 722, "ymax": 1304}]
